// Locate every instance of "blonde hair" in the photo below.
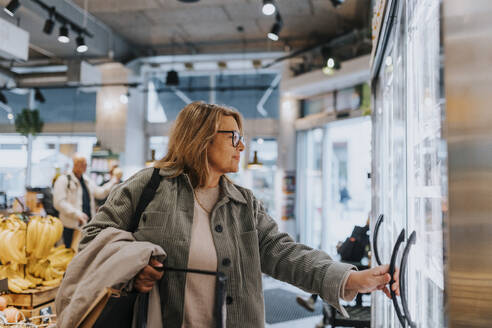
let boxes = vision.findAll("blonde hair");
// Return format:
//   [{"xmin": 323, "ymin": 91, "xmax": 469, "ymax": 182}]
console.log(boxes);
[{"xmin": 154, "ymin": 101, "xmax": 243, "ymax": 188}]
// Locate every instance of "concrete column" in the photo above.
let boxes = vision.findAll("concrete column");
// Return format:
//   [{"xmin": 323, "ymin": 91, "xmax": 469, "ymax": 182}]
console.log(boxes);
[
  {"xmin": 25, "ymin": 89, "xmax": 35, "ymax": 187},
  {"xmin": 277, "ymin": 65, "xmax": 300, "ymax": 238},
  {"xmin": 96, "ymin": 63, "xmax": 129, "ymax": 154},
  {"xmin": 122, "ymin": 79, "xmax": 147, "ymax": 176}
]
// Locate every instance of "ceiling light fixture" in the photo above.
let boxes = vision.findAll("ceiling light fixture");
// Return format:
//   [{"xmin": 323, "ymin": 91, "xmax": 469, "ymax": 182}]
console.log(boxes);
[
  {"xmin": 43, "ymin": 17, "xmax": 55, "ymax": 35},
  {"xmin": 327, "ymin": 57, "xmax": 335, "ymax": 68},
  {"xmin": 184, "ymin": 62, "xmax": 194, "ymax": 71},
  {"xmin": 58, "ymin": 24, "xmax": 70, "ymax": 43},
  {"xmin": 76, "ymin": 34, "xmax": 88, "ymax": 53},
  {"xmin": 43, "ymin": 6, "xmax": 56, "ymax": 35},
  {"xmin": 3, "ymin": 0, "xmax": 20, "ymax": 17},
  {"xmin": 8, "ymin": 113, "xmax": 14, "ymax": 120},
  {"xmin": 323, "ymin": 56, "xmax": 341, "ymax": 75},
  {"xmin": 34, "ymin": 88, "xmax": 46, "ymax": 103},
  {"xmin": 166, "ymin": 70, "xmax": 180, "ymax": 86},
  {"xmin": 267, "ymin": 13, "xmax": 283, "ymax": 41},
  {"xmin": 262, "ymin": 0, "xmax": 276, "ymax": 16},
  {"xmin": 0, "ymin": 91, "xmax": 7, "ymax": 105},
  {"xmin": 248, "ymin": 151, "xmax": 263, "ymax": 169},
  {"xmin": 217, "ymin": 61, "xmax": 227, "ymax": 70},
  {"xmin": 119, "ymin": 93, "xmax": 128, "ymax": 104}
]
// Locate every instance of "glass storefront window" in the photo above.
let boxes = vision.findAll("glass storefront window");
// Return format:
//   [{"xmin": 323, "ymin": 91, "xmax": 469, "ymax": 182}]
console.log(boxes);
[
  {"xmin": 297, "ymin": 128, "xmax": 324, "ymax": 249},
  {"xmin": 324, "ymin": 118, "xmax": 371, "ymax": 257},
  {"xmin": 0, "ymin": 135, "xmax": 28, "ymax": 199},
  {"xmin": 149, "ymin": 136, "xmax": 169, "ymax": 161},
  {"xmin": 0, "ymin": 134, "xmax": 96, "ymax": 202},
  {"xmin": 297, "ymin": 117, "xmax": 371, "ymax": 256},
  {"xmin": 229, "ymin": 138, "xmax": 278, "ymax": 218}
]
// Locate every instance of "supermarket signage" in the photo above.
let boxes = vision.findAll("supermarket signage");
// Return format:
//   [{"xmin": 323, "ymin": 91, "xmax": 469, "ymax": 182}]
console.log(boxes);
[{"xmin": 0, "ymin": 17, "xmax": 29, "ymax": 61}]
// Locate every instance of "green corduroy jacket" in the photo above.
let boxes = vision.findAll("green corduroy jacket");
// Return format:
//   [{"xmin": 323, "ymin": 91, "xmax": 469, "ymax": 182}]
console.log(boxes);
[{"xmin": 79, "ymin": 167, "xmax": 355, "ymax": 327}]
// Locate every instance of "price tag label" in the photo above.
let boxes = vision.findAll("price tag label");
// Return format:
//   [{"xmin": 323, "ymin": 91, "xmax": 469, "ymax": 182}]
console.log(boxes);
[{"xmin": 40, "ymin": 305, "xmax": 53, "ymax": 324}]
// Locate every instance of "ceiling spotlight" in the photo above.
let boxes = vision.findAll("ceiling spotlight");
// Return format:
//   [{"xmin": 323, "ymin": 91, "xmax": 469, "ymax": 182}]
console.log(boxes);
[
  {"xmin": 34, "ymin": 88, "xmax": 45, "ymax": 103},
  {"xmin": 43, "ymin": 18, "xmax": 55, "ymax": 35},
  {"xmin": 166, "ymin": 70, "xmax": 179, "ymax": 86},
  {"xmin": 0, "ymin": 91, "xmax": 7, "ymax": 105},
  {"xmin": 327, "ymin": 57, "xmax": 335, "ymax": 69},
  {"xmin": 330, "ymin": 0, "xmax": 345, "ymax": 8},
  {"xmin": 58, "ymin": 25, "xmax": 70, "ymax": 43},
  {"xmin": 267, "ymin": 21, "xmax": 282, "ymax": 41},
  {"xmin": 3, "ymin": 0, "xmax": 20, "ymax": 17},
  {"xmin": 324, "ymin": 56, "xmax": 341, "ymax": 72},
  {"xmin": 76, "ymin": 35, "xmax": 88, "ymax": 53},
  {"xmin": 43, "ymin": 7, "xmax": 56, "ymax": 35},
  {"xmin": 262, "ymin": 0, "xmax": 276, "ymax": 16},
  {"xmin": 267, "ymin": 12, "xmax": 283, "ymax": 41}
]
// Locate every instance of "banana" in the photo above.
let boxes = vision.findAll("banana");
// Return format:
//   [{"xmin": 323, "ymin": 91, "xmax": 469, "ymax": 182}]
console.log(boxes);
[
  {"xmin": 26, "ymin": 217, "xmax": 38, "ymax": 254},
  {"xmin": 1, "ymin": 215, "xmax": 74, "ymax": 291},
  {"xmin": 25, "ymin": 271, "xmax": 43, "ymax": 286},
  {"xmin": 9, "ymin": 230, "xmax": 26, "ymax": 264},
  {"xmin": 8, "ymin": 279, "xmax": 24, "ymax": 293},
  {"xmin": 0, "ymin": 230, "xmax": 8, "ymax": 264},
  {"xmin": 2, "ymin": 230, "xmax": 14, "ymax": 263},
  {"xmin": 34, "ymin": 219, "xmax": 48, "ymax": 259},
  {"xmin": 42, "ymin": 277, "xmax": 61, "ymax": 287}
]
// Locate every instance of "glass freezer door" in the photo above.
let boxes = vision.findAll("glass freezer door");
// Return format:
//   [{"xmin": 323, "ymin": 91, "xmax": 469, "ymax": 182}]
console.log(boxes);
[
  {"xmin": 371, "ymin": 1, "xmax": 408, "ymax": 326},
  {"xmin": 405, "ymin": 0, "xmax": 445, "ymax": 327}
]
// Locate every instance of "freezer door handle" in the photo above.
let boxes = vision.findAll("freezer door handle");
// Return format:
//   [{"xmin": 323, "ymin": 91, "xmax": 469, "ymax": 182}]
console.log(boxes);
[
  {"xmin": 389, "ymin": 228, "xmax": 406, "ymax": 327},
  {"xmin": 400, "ymin": 230, "xmax": 417, "ymax": 328},
  {"xmin": 373, "ymin": 214, "xmax": 384, "ymax": 265}
]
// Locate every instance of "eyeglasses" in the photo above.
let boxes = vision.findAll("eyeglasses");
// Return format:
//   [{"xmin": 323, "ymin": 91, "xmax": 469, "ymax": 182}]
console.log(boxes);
[{"xmin": 217, "ymin": 130, "xmax": 245, "ymax": 147}]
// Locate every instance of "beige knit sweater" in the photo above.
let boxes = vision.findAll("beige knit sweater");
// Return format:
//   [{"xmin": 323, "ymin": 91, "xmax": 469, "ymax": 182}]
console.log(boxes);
[{"xmin": 182, "ymin": 186, "xmax": 220, "ymax": 328}]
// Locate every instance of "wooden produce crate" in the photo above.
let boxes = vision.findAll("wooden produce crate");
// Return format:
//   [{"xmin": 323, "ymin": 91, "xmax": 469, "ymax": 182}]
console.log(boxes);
[
  {"xmin": 6, "ymin": 285, "xmax": 58, "ymax": 308},
  {"xmin": 19, "ymin": 300, "xmax": 56, "ymax": 324}
]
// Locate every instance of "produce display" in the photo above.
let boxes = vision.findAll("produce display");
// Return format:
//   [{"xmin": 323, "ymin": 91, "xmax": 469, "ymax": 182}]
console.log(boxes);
[{"xmin": 0, "ymin": 214, "xmax": 74, "ymax": 293}]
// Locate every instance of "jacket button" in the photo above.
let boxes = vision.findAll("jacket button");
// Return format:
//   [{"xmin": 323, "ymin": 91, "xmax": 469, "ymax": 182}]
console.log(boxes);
[
  {"xmin": 215, "ymin": 225, "xmax": 223, "ymax": 233},
  {"xmin": 222, "ymin": 258, "xmax": 231, "ymax": 266},
  {"xmin": 226, "ymin": 296, "xmax": 233, "ymax": 305}
]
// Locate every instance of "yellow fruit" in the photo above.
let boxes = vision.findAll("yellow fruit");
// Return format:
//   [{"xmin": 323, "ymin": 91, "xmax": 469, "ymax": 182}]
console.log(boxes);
[{"xmin": 42, "ymin": 277, "xmax": 61, "ymax": 287}]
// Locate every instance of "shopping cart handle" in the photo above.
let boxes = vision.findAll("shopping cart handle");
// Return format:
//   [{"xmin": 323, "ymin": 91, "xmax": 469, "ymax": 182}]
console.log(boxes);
[{"xmin": 154, "ymin": 266, "xmax": 221, "ymax": 276}]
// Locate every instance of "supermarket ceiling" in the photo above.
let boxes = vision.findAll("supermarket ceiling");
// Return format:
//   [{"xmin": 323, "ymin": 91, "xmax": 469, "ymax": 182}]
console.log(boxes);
[{"xmin": 0, "ymin": 0, "xmax": 371, "ymax": 64}]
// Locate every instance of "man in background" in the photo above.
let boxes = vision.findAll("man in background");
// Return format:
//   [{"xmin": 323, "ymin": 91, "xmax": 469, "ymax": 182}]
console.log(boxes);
[{"xmin": 53, "ymin": 154, "xmax": 122, "ymax": 249}]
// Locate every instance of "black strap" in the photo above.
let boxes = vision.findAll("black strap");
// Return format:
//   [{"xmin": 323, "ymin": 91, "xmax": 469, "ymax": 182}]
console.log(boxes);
[{"xmin": 129, "ymin": 168, "xmax": 162, "ymax": 233}]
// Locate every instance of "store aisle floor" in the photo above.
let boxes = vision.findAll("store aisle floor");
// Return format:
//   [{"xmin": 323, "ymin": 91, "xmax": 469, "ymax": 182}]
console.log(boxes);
[{"xmin": 262, "ymin": 275, "xmax": 325, "ymax": 328}]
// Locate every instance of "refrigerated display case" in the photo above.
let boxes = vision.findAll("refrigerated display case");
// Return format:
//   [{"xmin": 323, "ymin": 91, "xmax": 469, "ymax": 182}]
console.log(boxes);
[{"xmin": 370, "ymin": 0, "xmax": 445, "ymax": 327}]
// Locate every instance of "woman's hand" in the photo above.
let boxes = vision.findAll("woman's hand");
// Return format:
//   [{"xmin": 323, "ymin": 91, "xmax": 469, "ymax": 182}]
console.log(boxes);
[
  {"xmin": 345, "ymin": 264, "xmax": 399, "ymax": 299},
  {"xmin": 134, "ymin": 258, "xmax": 164, "ymax": 293}
]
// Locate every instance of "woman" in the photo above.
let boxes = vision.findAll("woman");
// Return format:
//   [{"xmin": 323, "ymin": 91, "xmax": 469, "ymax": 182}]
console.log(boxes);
[{"xmin": 80, "ymin": 102, "xmax": 398, "ymax": 327}]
